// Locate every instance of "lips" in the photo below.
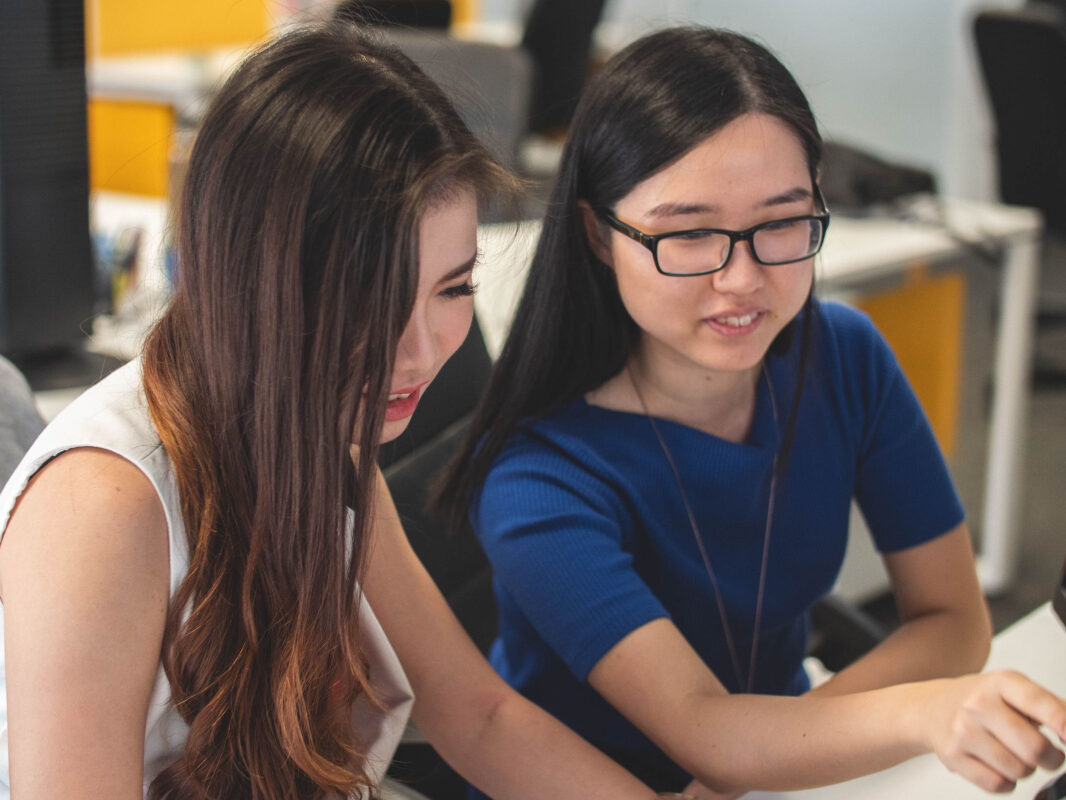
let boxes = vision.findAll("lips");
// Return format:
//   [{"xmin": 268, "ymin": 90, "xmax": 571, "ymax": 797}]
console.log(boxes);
[
  {"xmin": 384, "ymin": 385, "xmax": 423, "ymax": 422},
  {"xmin": 704, "ymin": 309, "xmax": 765, "ymax": 336}
]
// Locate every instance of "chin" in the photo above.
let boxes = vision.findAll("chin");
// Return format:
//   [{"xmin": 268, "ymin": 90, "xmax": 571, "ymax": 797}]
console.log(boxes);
[
  {"xmin": 694, "ymin": 344, "xmax": 772, "ymax": 374},
  {"xmin": 379, "ymin": 418, "xmax": 411, "ymax": 444}
]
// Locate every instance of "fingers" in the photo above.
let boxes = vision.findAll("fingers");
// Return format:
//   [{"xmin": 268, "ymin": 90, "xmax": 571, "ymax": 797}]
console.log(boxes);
[
  {"xmin": 998, "ymin": 670, "xmax": 1066, "ymax": 744},
  {"xmin": 963, "ymin": 679, "xmax": 1066, "ymax": 773},
  {"xmin": 949, "ymin": 753, "xmax": 1019, "ymax": 795},
  {"xmin": 939, "ymin": 671, "xmax": 1066, "ymax": 792},
  {"xmin": 960, "ymin": 717, "xmax": 1041, "ymax": 784}
]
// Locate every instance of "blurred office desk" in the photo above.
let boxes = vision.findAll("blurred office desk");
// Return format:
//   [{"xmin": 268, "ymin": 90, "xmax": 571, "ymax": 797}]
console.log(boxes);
[
  {"xmin": 745, "ymin": 602, "xmax": 1066, "ymax": 800},
  {"xmin": 476, "ymin": 197, "xmax": 1043, "ymax": 596},
  {"xmin": 817, "ymin": 198, "xmax": 1042, "ymax": 597}
]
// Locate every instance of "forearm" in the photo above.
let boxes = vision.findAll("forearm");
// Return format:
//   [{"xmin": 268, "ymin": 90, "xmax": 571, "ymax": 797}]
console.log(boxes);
[
  {"xmin": 810, "ymin": 605, "xmax": 992, "ymax": 698},
  {"xmin": 423, "ymin": 689, "xmax": 657, "ymax": 800},
  {"xmin": 667, "ymin": 682, "xmax": 937, "ymax": 793}
]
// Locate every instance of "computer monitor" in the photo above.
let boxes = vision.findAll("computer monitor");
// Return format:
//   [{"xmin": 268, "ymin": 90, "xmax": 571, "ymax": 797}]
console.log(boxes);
[{"xmin": 0, "ymin": 0, "xmax": 97, "ymax": 382}]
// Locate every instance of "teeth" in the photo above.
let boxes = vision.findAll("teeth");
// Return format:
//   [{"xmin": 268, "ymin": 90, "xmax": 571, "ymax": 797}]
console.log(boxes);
[
  {"xmin": 715, "ymin": 312, "xmax": 757, "ymax": 327},
  {"xmin": 388, "ymin": 392, "xmax": 413, "ymax": 401}
]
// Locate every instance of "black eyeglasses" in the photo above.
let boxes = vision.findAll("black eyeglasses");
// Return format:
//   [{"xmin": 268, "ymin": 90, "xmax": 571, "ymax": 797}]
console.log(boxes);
[{"xmin": 595, "ymin": 186, "xmax": 831, "ymax": 277}]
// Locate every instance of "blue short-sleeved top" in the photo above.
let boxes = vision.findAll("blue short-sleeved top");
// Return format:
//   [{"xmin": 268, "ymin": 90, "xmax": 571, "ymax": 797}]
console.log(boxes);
[{"xmin": 472, "ymin": 301, "xmax": 965, "ymax": 787}]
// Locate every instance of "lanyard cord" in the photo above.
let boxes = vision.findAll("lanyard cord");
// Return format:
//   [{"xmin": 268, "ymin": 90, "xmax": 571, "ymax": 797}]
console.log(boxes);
[{"xmin": 628, "ymin": 363, "xmax": 780, "ymax": 693}]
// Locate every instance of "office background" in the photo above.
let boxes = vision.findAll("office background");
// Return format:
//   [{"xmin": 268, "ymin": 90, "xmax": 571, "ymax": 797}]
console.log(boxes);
[{"xmin": 8, "ymin": 0, "xmax": 1066, "ymax": 631}]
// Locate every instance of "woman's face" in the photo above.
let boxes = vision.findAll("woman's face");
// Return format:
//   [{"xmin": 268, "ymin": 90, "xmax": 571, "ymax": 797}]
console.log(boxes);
[
  {"xmin": 591, "ymin": 112, "xmax": 816, "ymax": 380},
  {"xmin": 379, "ymin": 187, "xmax": 479, "ymax": 443}
]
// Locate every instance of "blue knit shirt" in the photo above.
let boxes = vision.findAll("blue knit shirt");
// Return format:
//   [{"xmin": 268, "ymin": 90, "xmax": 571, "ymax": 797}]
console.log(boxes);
[{"xmin": 471, "ymin": 301, "xmax": 965, "ymax": 788}]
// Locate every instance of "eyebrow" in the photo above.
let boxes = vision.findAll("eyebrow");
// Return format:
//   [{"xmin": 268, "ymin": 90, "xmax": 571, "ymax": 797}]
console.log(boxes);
[
  {"xmin": 646, "ymin": 187, "xmax": 813, "ymax": 219},
  {"xmin": 440, "ymin": 252, "xmax": 478, "ymax": 283}
]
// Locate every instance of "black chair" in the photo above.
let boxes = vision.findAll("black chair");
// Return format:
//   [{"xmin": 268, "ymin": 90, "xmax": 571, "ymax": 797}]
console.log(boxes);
[
  {"xmin": 520, "ymin": 0, "xmax": 607, "ymax": 134},
  {"xmin": 334, "ymin": 0, "xmax": 452, "ymax": 30},
  {"xmin": 974, "ymin": 2, "xmax": 1066, "ymax": 380},
  {"xmin": 808, "ymin": 594, "xmax": 888, "ymax": 672}
]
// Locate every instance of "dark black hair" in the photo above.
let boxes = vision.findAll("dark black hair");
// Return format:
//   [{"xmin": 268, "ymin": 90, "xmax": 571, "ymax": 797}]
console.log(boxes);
[{"xmin": 437, "ymin": 26, "xmax": 823, "ymax": 530}]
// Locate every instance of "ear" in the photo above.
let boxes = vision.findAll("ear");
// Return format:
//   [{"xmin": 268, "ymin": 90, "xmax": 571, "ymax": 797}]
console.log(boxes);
[{"xmin": 578, "ymin": 200, "xmax": 614, "ymax": 268}]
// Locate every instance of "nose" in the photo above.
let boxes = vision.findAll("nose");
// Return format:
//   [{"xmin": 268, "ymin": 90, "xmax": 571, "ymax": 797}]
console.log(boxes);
[
  {"xmin": 710, "ymin": 240, "xmax": 765, "ymax": 295},
  {"xmin": 394, "ymin": 305, "xmax": 438, "ymax": 380}
]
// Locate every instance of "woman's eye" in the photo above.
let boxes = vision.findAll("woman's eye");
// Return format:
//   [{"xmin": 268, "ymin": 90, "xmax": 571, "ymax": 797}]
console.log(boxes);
[
  {"xmin": 674, "ymin": 230, "xmax": 714, "ymax": 242},
  {"xmin": 441, "ymin": 281, "xmax": 477, "ymax": 298},
  {"xmin": 761, "ymin": 218, "xmax": 803, "ymax": 233}
]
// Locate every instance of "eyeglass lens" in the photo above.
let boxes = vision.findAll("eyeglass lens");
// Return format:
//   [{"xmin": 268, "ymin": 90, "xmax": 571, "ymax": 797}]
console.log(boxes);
[{"xmin": 657, "ymin": 218, "xmax": 824, "ymax": 275}]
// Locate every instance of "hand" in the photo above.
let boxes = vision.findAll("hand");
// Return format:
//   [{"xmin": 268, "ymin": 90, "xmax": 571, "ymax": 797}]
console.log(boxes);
[
  {"xmin": 679, "ymin": 778, "xmax": 745, "ymax": 799},
  {"xmin": 926, "ymin": 670, "xmax": 1066, "ymax": 793}
]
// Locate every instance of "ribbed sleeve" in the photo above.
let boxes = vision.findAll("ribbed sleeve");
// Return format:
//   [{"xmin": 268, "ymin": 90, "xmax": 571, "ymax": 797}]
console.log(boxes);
[{"xmin": 475, "ymin": 434, "xmax": 669, "ymax": 681}]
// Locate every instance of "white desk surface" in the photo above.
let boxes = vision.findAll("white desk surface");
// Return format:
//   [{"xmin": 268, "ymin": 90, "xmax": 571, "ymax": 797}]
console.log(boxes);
[
  {"xmin": 817, "ymin": 198, "xmax": 1040, "ymax": 286},
  {"xmin": 745, "ymin": 603, "xmax": 1066, "ymax": 800},
  {"xmin": 88, "ymin": 48, "xmax": 251, "ymax": 107}
]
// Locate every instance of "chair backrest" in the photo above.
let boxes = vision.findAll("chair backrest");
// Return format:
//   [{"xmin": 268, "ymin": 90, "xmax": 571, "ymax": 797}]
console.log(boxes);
[
  {"xmin": 520, "ymin": 0, "xmax": 607, "ymax": 133},
  {"xmin": 380, "ymin": 29, "xmax": 533, "ymax": 171},
  {"xmin": 0, "ymin": 356, "xmax": 44, "ymax": 488},
  {"xmin": 334, "ymin": 0, "xmax": 452, "ymax": 29},
  {"xmin": 379, "ymin": 317, "xmax": 498, "ymax": 653},
  {"xmin": 974, "ymin": 3, "xmax": 1066, "ymax": 232}
]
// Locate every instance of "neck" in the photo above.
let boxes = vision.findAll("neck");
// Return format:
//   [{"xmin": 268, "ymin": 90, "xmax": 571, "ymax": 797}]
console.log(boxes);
[{"xmin": 627, "ymin": 341, "xmax": 762, "ymax": 442}]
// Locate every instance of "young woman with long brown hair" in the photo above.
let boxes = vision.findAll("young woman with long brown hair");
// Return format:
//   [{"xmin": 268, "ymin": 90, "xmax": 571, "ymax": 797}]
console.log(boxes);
[{"xmin": 0, "ymin": 22, "xmax": 662, "ymax": 800}]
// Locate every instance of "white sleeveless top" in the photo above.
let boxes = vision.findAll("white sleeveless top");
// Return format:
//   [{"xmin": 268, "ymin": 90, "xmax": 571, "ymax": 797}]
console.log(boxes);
[{"xmin": 0, "ymin": 360, "xmax": 414, "ymax": 797}]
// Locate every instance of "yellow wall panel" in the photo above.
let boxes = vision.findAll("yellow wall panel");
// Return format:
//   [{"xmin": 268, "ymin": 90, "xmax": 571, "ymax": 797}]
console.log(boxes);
[
  {"xmin": 451, "ymin": 0, "xmax": 479, "ymax": 26},
  {"xmin": 88, "ymin": 0, "xmax": 269, "ymax": 56},
  {"xmin": 854, "ymin": 267, "xmax": 966, "ymax": 458},
  {"xmin": 88, "ymin": 99, "xmax": 174, "ymax": 197}
]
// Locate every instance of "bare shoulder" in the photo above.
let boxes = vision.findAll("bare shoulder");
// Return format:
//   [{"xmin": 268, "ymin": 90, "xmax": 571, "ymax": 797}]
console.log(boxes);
[
  {"xmin": 0, "ymin": 446, "xmax": 169, "ymax": 601},
  {"xmin": 0, "ymin": 447, "xmax": 172, "ymax": 797}
]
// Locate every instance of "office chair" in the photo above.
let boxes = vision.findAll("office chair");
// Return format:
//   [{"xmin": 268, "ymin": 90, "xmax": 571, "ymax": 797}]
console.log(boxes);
[
  {"xmin": 0, "ymin": 355, "xmax": 45, "ymax": 487},
  {"xmin": 974, "ymin": 2, "xmax": 1066, "ymax": 381},
  {"xmin": 808, "ymin": 594, "xmax": 888, "ymax": 672},
  {"xmin": 334, "ymin": 0, "xmax": 452, "ymax": 29},
  {"xmin": 520, "ymin": 0, "xmax": 608, "ymax": 134}
]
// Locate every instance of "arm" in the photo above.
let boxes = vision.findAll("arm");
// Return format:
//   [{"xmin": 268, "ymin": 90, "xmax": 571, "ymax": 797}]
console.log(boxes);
[
  {"xmin": 361, "ymin": 472, "xmax": 657, "ymax": 800},
  {"xmin": 681, "ymin": 525, "xmax": 990, "ymax": 800},
  {"xmin": 809, "ymin": 522, "xmax": 991, "ymax": 698},
  {"xmin": 0, "ymin": 448, "xmax": 170, "ymax": 799},
  {"xmin": 589, "ymin": 616, "xmax": 1066, "ymax": 795}
]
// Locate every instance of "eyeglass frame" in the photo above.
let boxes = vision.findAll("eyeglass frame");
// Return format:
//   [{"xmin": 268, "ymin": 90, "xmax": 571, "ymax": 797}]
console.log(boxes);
[{"xmin": 593, "ymin": 185, "xmax": 831, "ymax": 277}]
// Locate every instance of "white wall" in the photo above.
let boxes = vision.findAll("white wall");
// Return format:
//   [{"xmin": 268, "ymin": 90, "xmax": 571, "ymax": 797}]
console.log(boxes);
[{"xmin": 483, "ymin": 0, "xmax": 1025, "ymax": 201}]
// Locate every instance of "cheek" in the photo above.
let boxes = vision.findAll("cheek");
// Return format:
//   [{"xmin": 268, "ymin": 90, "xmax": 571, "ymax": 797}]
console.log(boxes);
[
  {"xmin": 434, "ymin": 299, "xmax": 475, "ymax": 365},
  {"xmin": 613, "ymin": 256, "xmax": 695, "ymax": 333},
  {"xmin": 774, "ymin": 260, "xmax": 814, "ymax": 314}
]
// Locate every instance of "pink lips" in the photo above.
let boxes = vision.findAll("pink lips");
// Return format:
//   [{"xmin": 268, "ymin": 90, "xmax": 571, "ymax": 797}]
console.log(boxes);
[
  {"xmin": 384, "ymin": 385, "xmax": 423, "ymax": 422},
  {"xmin": 704, "ymin": 310, "xmax": 765, "ymax": 337}
]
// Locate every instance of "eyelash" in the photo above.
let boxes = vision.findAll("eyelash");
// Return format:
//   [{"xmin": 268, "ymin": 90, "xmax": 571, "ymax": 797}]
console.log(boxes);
[{"xmin": 441, "ymin": 280, "xmax": 478, "ymax": 299}]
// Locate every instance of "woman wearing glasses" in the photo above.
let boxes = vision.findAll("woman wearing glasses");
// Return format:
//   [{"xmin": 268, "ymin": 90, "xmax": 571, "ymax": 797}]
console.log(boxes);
[{"xmin": 440, "ymin": 26, "xmax": 1066, "ymax": 798}]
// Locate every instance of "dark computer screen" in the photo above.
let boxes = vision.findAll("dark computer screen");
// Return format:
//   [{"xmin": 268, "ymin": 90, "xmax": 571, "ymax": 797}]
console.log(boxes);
[{"xmin": 0, "ymin": 0, "xmax": 95, "ymax": 363}]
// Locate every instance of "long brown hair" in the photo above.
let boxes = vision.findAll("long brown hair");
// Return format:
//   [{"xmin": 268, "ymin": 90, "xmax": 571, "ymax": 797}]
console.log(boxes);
[{"xmin": 142, "ymin": 22, "xmax": 512, "ymax": 800}]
